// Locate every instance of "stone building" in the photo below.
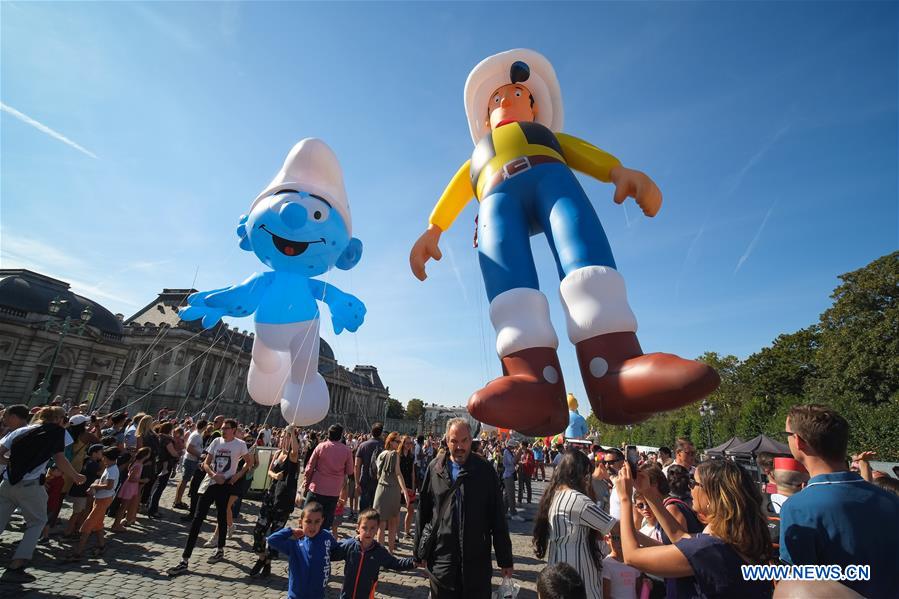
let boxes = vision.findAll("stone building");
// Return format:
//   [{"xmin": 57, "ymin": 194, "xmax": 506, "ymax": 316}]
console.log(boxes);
[
  {"xmin": 0, "ymin": 270, "xmax": 129, "ymax": 408},
  {"xmin": 0, "ymin": 270, "xmax": 391, "ymax": 429}
]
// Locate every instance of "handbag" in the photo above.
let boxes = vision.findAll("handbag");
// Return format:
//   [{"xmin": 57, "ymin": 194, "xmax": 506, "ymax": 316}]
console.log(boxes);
[{"xmin": 417, "ymin": 471, "xmax": 466, "ymax": 561}]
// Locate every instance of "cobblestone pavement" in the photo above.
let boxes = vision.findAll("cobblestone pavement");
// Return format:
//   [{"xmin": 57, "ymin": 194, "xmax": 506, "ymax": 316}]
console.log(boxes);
[{"xmin": 0, "ymin": 476, "xmax": 553, "ymax": 599}]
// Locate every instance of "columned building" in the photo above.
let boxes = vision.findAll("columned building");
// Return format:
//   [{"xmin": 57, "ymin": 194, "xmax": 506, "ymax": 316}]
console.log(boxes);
[
  {"xmin": 0, "ymin": 270, "xmax": 129, "ymax": 407},
  {"xmin": 0, "ymin": 271, "xmax": 391, "ymax": 429}
]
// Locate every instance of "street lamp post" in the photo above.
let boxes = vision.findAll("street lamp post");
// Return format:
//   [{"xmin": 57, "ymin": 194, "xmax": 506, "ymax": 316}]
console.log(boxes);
[
  {"xmin": 31, "ymin": 297, "xmax": 93, "ymax": 406},
  {"xmin": 699, "ymin": 399, "xmax": 717, "ymax": 449}
]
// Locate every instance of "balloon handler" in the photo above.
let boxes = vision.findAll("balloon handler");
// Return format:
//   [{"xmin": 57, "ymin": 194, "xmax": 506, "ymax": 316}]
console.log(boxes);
[
  {"xmin": 180, "ymin": 138, "xmax": 365, "ymax": 427},
  {"xmin": 410, "ymin": 49, "xmax": 719, "ymax": 435}
]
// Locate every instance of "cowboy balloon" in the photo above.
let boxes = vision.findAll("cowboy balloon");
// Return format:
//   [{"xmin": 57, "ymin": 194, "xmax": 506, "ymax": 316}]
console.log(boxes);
[
  {"xmin": 180, "ymin": 138, "xmax": 365, "ymax": 426},
  {"xmin": 410, "ymin": 49, "xmax": 719, "ymax": 435}
]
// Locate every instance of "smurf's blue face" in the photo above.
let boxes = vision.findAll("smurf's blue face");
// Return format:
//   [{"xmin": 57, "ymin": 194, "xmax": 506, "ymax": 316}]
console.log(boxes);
[{"xmin": 238, "ymin": 190, "xmax": 357, "ymax": 275}]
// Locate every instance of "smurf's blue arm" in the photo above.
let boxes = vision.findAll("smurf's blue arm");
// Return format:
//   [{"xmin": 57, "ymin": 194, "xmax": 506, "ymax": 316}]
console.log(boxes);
[
  {"xmin": 204, "ymin": 272, "xmax": 273, "ymax": 316},
  {"xmin": 179, "ymin": 272, "xmax": 273, "ymax": 328},
  {"xmin": 307, "ymin": 279, "xmax": 366, "ymax": 335},
  {"xmin": 307, "ymin": 279, "xmax": 339, "ymax": 303}
]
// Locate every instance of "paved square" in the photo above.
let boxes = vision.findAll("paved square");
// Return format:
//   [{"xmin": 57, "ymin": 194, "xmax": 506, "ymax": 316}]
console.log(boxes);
[{"xmin": 0, "ymin": 477, "xmax": 551, "ymax": 598}]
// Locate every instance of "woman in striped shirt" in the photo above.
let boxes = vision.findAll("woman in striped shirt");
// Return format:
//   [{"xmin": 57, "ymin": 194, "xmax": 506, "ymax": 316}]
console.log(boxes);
[{"xmin": 533, "ymin": 449, "xmax": 617, "ymax": 599}]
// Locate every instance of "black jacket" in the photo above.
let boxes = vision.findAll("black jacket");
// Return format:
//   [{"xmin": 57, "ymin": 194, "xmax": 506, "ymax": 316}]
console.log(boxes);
[{"xmin": 414, "ymin": 451, "xmax": 513, "ymax": 593}]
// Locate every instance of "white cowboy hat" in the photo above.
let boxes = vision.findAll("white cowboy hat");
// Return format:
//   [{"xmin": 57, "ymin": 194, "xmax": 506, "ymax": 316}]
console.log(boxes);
[
  {"xmin": 464, "ymin": 48, "xmax": 564, "ymax": 145},
  {"xmin": 252, "ymin": 138, "xmax": 352, "ymax": 235}
]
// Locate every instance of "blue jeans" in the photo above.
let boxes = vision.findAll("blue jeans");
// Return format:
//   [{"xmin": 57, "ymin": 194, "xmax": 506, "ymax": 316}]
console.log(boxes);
[{"xmin": 477, "ymin": 162, "xmax": 616, "ymax": 302}]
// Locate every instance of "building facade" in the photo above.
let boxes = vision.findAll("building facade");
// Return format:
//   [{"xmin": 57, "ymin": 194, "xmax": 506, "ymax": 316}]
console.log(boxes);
[{"xmin": 0, "ymin": 270, "xmax": 391, "ymax": 429}]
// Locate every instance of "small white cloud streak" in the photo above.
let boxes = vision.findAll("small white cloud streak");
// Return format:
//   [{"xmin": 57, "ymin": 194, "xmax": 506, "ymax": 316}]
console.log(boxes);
[
  {"xmin": 734, "ymin": 200, "xmax": 778, "ymax": 274},
  {"xmin": 443, "ymin": 242, "xmax": 469, "ymax": 305},
  {"xmin": 1, "ymin": 102, "xmax": 98, "ymax": 159},
  {"xmin": 726, "ymin": 123, "xmax": 791, "ymax": 197},
  {"xmin": 674, "ymin": 213, "xmax": 709, "ymax": 300}
]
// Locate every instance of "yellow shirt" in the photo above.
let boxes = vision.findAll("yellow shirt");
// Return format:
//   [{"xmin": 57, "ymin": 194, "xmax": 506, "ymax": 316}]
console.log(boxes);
[{"xmin": 428, "ymin": 123, "xmax": 621, "ymax": 232}]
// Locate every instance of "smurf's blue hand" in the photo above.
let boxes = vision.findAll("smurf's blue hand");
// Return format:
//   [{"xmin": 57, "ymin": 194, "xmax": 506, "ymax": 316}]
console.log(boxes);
[
  {"xmin": 179, "ymin": 273, "xmax": 273, "ymax": 328},
  {"xmin": 179, "ymin": 288, "xmax": 229, "ymax": 329},
  {"xmin": 327, "ymin": 289, "xmax": 366, "ymax": 335}
]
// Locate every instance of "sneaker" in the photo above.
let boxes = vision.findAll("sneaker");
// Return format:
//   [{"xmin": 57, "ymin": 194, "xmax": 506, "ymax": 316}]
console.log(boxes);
[
  {"xmin": 204, "ymin": 537, "xmax": 217, "ymax": 548},
  {"xmin": 227, "ymin": 525, "xmax": 234, "ymax": 539},
  {"xmin": 147, "ymin": 512, "xmax": 163, "ymax": 520},
  {"xmin": 172, "ymin": 502, "xmax": 189, "ymax": 510},
  {"xmin": 166, "ymin": 561, "xmax": 189, "ymax": 577},
  {"xmin": 1, "ymin": 568, "xmax": 36, "ymax": 583},
  {"xmin": 207, "ymin": 550, "xmax": 224, "ymax": 564}
]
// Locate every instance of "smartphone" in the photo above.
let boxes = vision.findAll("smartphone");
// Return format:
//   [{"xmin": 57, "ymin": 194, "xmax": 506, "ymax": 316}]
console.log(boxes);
[{"xmin": 626, "ymin": 445, "xmax": 639, "ymax": 474}]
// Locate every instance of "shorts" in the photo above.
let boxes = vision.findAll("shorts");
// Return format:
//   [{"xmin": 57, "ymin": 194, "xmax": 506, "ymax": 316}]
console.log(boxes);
[{"xmin": 182, "ymin": 459, "xmax": 199, "ymax": 480}]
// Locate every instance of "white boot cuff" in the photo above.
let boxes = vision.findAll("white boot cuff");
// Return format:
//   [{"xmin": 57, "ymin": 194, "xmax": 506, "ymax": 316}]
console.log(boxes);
[
  {"xmin": 489, "ymin": 288, "xmax": 559, "ymax": 357},
  {"xmin": 559, "ymin": 266, "xmax": 638, "ymax": 344}
]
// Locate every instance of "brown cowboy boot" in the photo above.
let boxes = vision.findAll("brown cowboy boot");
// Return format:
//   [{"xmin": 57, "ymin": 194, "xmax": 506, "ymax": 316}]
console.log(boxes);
[
  {"xmin": 575, "ymin": 331, "xmax": 721, "ymax": 425},
  {"xmin": 467, "ymin": 347, "xmax": 569, "ymax": 436}
]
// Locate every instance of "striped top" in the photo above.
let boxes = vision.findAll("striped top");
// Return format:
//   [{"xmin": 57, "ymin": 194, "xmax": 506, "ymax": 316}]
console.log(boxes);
[{"xmin": 547, "ymin": 488, "xmax": 618, "ymax": 599}]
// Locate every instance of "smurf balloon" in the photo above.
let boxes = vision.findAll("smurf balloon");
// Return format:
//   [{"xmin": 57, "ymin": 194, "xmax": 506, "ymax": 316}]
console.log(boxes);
[
  {"xmin": 180, "ymin": 138, "xmax": 365, "ymax": 426},
  {"xmin": 565, "ymin": 393, "xmax": 588, "ymax": 439}
]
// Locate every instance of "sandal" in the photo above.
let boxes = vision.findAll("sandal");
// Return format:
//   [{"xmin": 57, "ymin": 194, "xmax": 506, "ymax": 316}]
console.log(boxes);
[
  {"xmin": 90, "ymin": 545, "xmax": 106, "ymax": 557},
  {"xmin": 63, "ymin": 552, "xmax": 84, "ymax": 563}
]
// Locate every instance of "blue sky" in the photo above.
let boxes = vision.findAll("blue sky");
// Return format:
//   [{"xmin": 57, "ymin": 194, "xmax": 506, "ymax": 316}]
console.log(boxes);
[{"xmin": 2, "ymin": 2, "xmax": 896, "ymax": 416}]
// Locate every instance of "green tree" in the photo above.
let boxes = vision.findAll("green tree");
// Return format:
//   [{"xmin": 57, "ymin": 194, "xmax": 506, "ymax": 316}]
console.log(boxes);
[
  {"xmin": 405, "ymin": 398, "xmax": 425, "ymax": 421},
  {"xmin": 810, "ymin": 251, "xmax": 899, "ymax": 406},
  {"xmin": 386, "ymin": 398, "xmax": 405, "ymax": 419},
  {"xmin": 738, "ymin": 328, "xmax": 820, "ymax": 399}
]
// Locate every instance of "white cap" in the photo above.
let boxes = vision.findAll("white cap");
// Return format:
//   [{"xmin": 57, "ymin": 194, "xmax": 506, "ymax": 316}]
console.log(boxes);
[
  {"xmin": 464, "ymin": 49, "xmax": 564, "ymax": 145},
  {"xmin": 252, "ymin": 138, "xmax": 352, "ymax": 235},
  {"xmin": 68, "ymin": 414, "xmax": 89, "ymax": 426}
]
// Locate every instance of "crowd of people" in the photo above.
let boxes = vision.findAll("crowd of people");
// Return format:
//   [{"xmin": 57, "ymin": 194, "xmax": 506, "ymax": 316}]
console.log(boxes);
[{"xmin": 0, "ymin": 399, "xmax": 897, "ymax": 598}]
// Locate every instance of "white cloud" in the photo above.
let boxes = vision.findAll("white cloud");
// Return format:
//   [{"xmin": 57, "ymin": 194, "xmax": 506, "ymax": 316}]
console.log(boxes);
[
  {"xmin": 1, "ymin": 102, "xmax": 98, "ymax": 159},
  {"xmin": 0, "ymin": 230, "xmax": 140, "ymax": 307},
  {"xmin": 735, "ymin": 200, "xmax": 778, "ymax": 274}
]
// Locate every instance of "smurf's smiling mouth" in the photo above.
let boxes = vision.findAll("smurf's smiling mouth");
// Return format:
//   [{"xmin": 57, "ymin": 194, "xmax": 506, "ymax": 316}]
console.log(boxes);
[{"xmin": 259, "ymin": 225, "xmax": 325, "ymax": 257}]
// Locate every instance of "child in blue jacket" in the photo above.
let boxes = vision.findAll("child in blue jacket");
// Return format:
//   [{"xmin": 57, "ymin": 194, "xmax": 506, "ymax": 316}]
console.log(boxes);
[
  {"xmin": 267, "ymin": 502, "xmax": 341, "ymax": 599},
  {"xmin": 336, "ymin": 509, "xmax": 419, "ymax": 598}
]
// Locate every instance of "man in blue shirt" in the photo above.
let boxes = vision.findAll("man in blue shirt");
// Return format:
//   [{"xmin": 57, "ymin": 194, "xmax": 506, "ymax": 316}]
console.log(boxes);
[{"xmin": 779, "ymin": 404, "xmax": 899, "ymax": 598}]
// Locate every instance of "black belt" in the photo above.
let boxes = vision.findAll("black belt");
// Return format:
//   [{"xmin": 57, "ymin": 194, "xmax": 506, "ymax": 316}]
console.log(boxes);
[{"xmin": 480, "ymin": 154, "xmax": 564, "ymax": 197}]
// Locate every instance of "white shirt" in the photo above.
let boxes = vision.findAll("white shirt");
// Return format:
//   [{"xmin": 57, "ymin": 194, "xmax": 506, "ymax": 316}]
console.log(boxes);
[
  {"xmin": 602, "ymin": 555, "xmax": 641, "ymax": 599},
  {"xmin": 94, "ymin": 464, "xmax": 119, "ymax": 500},
  {"xmin": 0, "ymin": 425, "xmax": 73, "ymax": 482},
  {"xmin": 202, "ymin": 437, "xmax": 248, "ymax": 487},
  {"xmin": 609, "ymin": 478, "xmax": 622, "ymax": 520},
  {"xmin": 262, "ymin": 427, "xmax": 272, "ymax": 446},
  {"xmin": 184, "ymin": 430, "xmax": 204, "ymax": 462}
]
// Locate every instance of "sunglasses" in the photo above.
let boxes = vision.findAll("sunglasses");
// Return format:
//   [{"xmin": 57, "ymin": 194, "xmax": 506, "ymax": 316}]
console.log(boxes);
[{"xmin": 602, "ymin": 459, "xmax": 623, "ymax": 465}]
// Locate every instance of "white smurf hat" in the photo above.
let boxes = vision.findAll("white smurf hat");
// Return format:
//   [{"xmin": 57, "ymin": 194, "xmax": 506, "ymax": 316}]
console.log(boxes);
[
  {"xmin": 252, "ymin": 138, "xmax": 352, "ymax": 235},
  {"xmin": 464, "ymin": 48, "xmax": 564, "ymax": 145}
]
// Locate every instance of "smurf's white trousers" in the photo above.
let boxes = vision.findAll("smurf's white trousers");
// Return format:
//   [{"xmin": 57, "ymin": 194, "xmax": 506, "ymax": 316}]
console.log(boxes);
[{"xmin": 249, "ymin": 319, "xmax": 329, "ymax": 426}]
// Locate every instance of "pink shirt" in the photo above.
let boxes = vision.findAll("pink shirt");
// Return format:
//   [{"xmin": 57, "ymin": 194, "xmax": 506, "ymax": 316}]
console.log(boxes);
[{"xmin": 304, "ymin": 440, "xmax": 354, "ymax": 497}]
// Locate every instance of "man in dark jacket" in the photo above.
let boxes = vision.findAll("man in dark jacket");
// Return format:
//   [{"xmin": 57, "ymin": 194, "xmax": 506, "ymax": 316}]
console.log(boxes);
[{"xmin": 414, "ymin": 418, "xmax": 513, "ymax": 598}]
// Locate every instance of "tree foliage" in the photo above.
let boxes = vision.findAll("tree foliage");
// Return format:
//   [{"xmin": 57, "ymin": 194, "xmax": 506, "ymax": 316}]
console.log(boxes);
[
  {"xmin": 405, "ymin": 398, "xmax": 425, "ymax": 421},
  {"xmin": 386, "ymin": 398, "xmax": 405, "ymax": 419},
  {"xmin": 587, "ymin": 252, "xmax": 899, "ymax": 460}
]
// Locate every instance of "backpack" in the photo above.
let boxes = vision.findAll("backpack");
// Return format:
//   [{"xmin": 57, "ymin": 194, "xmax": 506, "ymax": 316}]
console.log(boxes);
[{"xmin": 762, "ymin": 494, "xmax": 781, "ymax": 550}]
